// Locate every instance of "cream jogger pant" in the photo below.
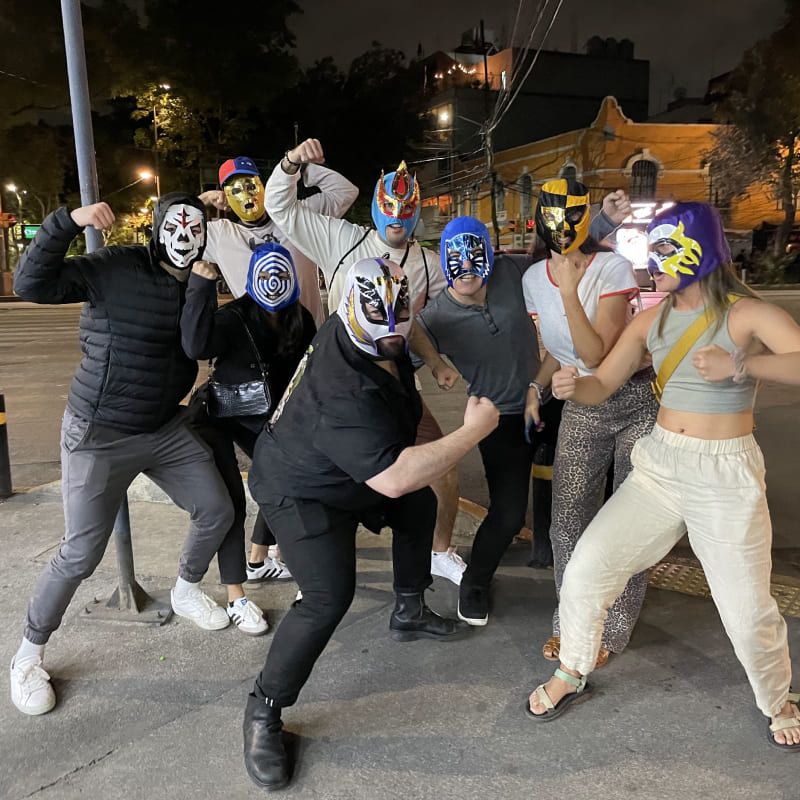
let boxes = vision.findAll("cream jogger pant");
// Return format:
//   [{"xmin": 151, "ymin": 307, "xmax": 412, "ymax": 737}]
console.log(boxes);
[{"xmin": 558, "ymin": 423, "xmax": 792, "ymax": 718}]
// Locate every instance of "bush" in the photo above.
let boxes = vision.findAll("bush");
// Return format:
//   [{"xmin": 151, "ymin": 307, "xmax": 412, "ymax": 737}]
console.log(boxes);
[{"xmin": 747, "ymin": 251, "xmax": 796, "ymax": 284}]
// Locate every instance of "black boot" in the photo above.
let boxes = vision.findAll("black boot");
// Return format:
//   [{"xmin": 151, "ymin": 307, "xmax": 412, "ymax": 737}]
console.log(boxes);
[
  {"xmin": 389, "ymin": 591, "xmax": 471, "ymax": 642},
  {"xmin": 243, "ymin": 693, "xmax": 290, "ymax": 791}
]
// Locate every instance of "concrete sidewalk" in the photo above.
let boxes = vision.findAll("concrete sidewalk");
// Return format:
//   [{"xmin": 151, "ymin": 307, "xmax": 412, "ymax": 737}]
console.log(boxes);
[{"xmin": 1, "ymin": 475, "xmax": 798, "ymax": 800}]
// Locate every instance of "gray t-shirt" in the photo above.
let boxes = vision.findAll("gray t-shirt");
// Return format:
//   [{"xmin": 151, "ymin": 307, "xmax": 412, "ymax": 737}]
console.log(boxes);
[{"xmin": 416, "ymin": 255, "xmax": 540, "ymax": 415}]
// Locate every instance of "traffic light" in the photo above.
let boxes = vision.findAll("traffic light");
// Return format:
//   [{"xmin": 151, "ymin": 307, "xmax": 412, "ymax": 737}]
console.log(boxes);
[
  {"xmin": 526, "ymin": 218, "xmax": 535, "ymax": 232},
  {"xmin": 0, "ymin": 213, "xmax": 16, "ymax": 229},
  {"xmin": 508, "ymin": 220, "xmax": 517, "ymax": 233}
]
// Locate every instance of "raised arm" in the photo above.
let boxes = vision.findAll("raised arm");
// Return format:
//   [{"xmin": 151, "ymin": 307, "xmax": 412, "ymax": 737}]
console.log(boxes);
[
  {"xmin": 13, "ymin": 204, "xmax": 114, "ymax": 305},
  {"xmin": 693, "ymin": 298, "xmax": 800, "ymax": 386},
  {"xmin": 180, "ymin": 263, "xmax": 234, "ymax": 361},
  {"xmin": 553, "ymin": 308, "xmax": 654, "ymax": 405},
  {"xmin": 550, "ymin": 254, "xmax": 631, "ymax": 368},
  {"xmin": 588, "ymin": 189, "xmax": 631, "ymax": 242},
  {"xmin": 300, "ymin": 163, "xmax": 358, "ymax": 218},
  {"xmin": 264, "ymin": 140, "xmax": 362, "ymax": 287}
]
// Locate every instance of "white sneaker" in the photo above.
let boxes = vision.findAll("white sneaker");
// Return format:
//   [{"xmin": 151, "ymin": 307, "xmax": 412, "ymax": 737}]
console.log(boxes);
[
  {"xmin": 431, "ymin": 546, "xmax": 467, "ymax": 585},
  {"xmin": 227, "ymin": 598, "xmax": 269, "ymax": 636},
  {"xmin": 246, "ymin": 557, "xmax": 293, "ymax": 582},
  {"xmin": 10, "ymin": 656, "xmax": 56, "ymax": 715},
  {"xmin": 171, "ymin": 587, "xmax": 230, "ymax": 630}
]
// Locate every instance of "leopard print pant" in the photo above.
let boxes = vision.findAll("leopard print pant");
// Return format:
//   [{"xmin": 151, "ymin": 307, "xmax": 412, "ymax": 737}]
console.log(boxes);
[{"xmin": 550, "ymin": 368, "xmax": 659, "ymax": 653}]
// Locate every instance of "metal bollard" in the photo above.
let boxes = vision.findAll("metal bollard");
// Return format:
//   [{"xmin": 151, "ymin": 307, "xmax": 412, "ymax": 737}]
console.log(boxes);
[
  {"xmin": 0, "ymin": 394, "xmax": 11, "ymax": 499},
  {"xmin": 81, "ymin": 496, "xmax": 173, "ymax": 625}
]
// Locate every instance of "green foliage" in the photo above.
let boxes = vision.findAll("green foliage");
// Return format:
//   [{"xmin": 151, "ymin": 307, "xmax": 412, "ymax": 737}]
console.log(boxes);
[
  {"xmin": 709, "ymin": 1, "xmax": 800, "ymax": 255},
  {"xmin": 748, "ymin": 251, "xmax": 796, "ymax": 284}
]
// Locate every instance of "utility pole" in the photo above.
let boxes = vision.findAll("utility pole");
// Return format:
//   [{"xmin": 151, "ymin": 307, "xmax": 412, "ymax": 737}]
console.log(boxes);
[{"xmin": 480, "ymin": 20, "xmax": 500, "ymax": 249}]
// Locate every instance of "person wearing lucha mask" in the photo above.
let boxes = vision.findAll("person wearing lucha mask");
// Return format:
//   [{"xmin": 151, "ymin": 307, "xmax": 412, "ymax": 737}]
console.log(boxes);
[
  {"xmin": 10, "ymin": 197, "xmax": 238, "ymax": 717},
  {"xmin": 263, "ymin": 137, "xmax": 466, "ymax": 587},
  {"xmin": 180, "ymin": 242, "xmax": 317, "ymax": 636},
  {"xmin": 526, "ymin": 202, "xmax": 800, "ymax": 754},
  {"xmin": 200, "ymin": 154, "xmax": 358, "ymax": 328},
  {"xmin": 522, "ymin": 177, "xmax": 659, "ymax": 669},
  {"xmin": 414, "ymin": 216, "xmax": 541, "ymax": 626},
  {"xmin": 241, "ymin": 257, "xmax": 500, "ymax": 790}
]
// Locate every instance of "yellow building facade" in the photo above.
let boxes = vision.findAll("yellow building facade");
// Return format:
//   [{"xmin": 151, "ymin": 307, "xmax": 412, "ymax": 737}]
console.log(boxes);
[{"xmin": 420, "ymin": 96, "xmax": 784, "ymax": 255}]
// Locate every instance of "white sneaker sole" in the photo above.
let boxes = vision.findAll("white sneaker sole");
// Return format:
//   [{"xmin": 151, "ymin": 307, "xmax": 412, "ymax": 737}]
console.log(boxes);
[
  {"xmin": 457, "ymin": 605, "xmax": 489, "ymax": 627},
  {"xmin": 11, "ymin": 692, "xmax": 56, "ymax": 716}
]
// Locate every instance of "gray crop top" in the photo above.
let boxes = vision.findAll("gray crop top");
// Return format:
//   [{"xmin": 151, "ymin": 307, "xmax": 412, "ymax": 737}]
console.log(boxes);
[{"xmin": 646, "ymin": 304, "xmax": 758, "ymax": 413}]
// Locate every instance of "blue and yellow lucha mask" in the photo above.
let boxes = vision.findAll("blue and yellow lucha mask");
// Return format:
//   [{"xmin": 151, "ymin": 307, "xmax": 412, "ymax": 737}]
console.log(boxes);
[
  {"xmin": 371, "ymin": 160, "xmax": 421, "ymax": 240},
  {"xmin": 535, "ymin": 178, "xmax": 591, "ymax": 255},
  {"xmin": 336, "ymin": 258, "xmax": 413, "ymax": 357},
  {"xmin": 245, "ymin": 242, "xmax": 300, "ymax": 311},
  {"xmin": 440, "ymin": 216, "xmax": 494, "ymax": 288},
  {"xmin": 647, "ymin": 202, "xmax": 731, "ymax": 290}
]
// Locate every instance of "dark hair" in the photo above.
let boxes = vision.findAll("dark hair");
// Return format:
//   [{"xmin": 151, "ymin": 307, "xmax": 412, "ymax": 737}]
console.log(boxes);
[
  {"xmin": 231, "ymin": 294, "xmax": 305, "ymax": 356},
  {"xmin": 527, "ymin": 235, "xmax": 613, "ymax": 263},
  {"xmin": 655, "ymin": 262, "xmax": 761, "ymax": 337}
]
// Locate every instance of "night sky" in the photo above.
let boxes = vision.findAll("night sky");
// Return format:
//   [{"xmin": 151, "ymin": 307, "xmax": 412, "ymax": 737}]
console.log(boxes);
[{"xmin": 291, "ymin": 0, "xmax": 785, "ymax": 114}]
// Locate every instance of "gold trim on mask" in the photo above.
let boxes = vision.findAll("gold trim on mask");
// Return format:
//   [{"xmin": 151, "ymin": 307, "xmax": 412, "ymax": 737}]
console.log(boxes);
[{"xmin": 345, "ymin": 286, "xmax": 372, "ymax": 347}]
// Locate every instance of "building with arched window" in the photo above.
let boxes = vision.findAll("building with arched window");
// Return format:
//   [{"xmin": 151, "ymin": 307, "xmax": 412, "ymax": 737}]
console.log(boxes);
[{"xmin": 419, "ymin": 95, "xmax": 780, "ymax": 257}]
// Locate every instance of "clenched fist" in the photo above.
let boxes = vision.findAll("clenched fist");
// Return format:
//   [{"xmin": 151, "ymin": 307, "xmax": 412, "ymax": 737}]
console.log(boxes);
[{"xmin": 71, "ymin": 202, "xmax": 115, "ymax": 231}]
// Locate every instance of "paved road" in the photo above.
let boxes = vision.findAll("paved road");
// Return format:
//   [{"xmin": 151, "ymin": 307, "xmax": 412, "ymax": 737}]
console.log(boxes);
[{"xmin": 0, "ymin": 303, "xmax": 82, "ymax": 488}]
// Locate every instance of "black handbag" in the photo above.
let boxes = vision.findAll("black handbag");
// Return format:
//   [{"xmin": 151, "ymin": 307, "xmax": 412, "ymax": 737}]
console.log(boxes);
[{"xmin": 207, "ymin": 307, "xmax": 272, "ymax": 419}]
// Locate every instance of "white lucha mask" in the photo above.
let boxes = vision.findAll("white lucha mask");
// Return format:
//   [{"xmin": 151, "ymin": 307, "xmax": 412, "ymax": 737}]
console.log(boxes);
[
  {"xmin": 336, "ymin": 257, "xmax": 413, "ymax": 358},
  {"xmin": 157, "ymin": 204, "xmax": 206, "ymax": 270}
]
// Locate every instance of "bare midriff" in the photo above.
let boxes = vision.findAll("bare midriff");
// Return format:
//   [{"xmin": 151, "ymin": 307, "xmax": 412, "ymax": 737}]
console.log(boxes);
[{"xmin": 656, "ymin": 406, "xmax": 755, "ymax": 439}]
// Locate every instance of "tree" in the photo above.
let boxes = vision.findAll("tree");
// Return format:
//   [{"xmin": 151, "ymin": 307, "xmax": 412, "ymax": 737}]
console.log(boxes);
[{"xmin": 709, "ymin": 1, "xmax": 800, "ymax": 257}]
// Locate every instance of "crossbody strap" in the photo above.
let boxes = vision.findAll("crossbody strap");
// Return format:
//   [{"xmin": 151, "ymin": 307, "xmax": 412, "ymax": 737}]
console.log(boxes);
[
  {"xmin": 227, "ymin": 305, "xmax": 269, "ymax": 383},
  {"xmin": 651, "ymin": 293, "xmax": 742, "ymax": 402},
  {"xmin": 328, "ymin": 226, "xmax": 373, "ymax": 288}
]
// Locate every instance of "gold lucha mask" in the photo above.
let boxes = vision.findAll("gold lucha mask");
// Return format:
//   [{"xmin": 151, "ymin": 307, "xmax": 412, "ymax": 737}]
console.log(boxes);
[
  {"xmin": 224, "ymin": 175, "xmax": 266, "ymax": 223},
  {"xmin": 535, "ymin": 178, "xmax": 590, "ymax": 255}
]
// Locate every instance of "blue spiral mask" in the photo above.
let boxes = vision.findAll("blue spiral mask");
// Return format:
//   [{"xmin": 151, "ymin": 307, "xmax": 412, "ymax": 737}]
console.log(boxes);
[{"xmin": 246, "ymin": 242, "xmax": 300, "ymax": 311}]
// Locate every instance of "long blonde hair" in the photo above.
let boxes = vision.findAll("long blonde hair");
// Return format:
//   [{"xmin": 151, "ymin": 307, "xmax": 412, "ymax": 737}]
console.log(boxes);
[{"xmin": 655, "ymin": 262, "xmax": 760, "ymax": 338}]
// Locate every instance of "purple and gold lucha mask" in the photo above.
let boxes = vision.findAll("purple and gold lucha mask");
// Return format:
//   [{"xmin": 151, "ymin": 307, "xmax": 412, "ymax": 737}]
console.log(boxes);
[
  {"xmin": 535, "ymin": 178, "xmax": 591, "ymax": 255},
  {"xmin": 371, "ymin": 160, "xmax": 421, "ymax": 240},
  {"xmin": 157, "ymin": 203, "xmax": 206, "ymax": 270},
  {"xmin": 219, "ymin": 156, "xmax": 265, "ymax": 223},
  {"xmin": 440, "ymin": 216, "xmax": 494, "ymax": 288},
  {"xmin": 246, "ymin": 242, "xmax": 300, "ymax": 312},
  {"xmin": 647, "ymin": 202, "xmax": 731, "ymax": 290},
  {"xmin": 337, "ymin": 257, "xmax": 413, "ymax": 358}
]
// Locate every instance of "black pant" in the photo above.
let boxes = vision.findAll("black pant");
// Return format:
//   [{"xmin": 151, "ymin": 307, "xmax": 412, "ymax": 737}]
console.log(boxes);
[
  {"xmin": 462, "ymin": 413, "xmax": 533, "ymax": 590},
  {"xmin": 253, "ymin": 487, "xmax": 436, "ymax": 707},
  {"xmin": 194, "ymin": 418, "xmax": 275, "ymax": 585}
]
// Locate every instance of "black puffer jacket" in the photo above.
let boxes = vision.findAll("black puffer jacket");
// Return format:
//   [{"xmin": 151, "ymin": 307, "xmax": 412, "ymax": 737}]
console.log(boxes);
[{"xmin": 14, "ymin": 202, "xmax": 202, "ymax": 433}]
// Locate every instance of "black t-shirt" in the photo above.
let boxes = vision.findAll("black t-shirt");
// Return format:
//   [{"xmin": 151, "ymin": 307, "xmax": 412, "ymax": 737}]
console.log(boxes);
[{"xmin": 249, "ymin": 315, "xmax": 422, "ymax": 510}]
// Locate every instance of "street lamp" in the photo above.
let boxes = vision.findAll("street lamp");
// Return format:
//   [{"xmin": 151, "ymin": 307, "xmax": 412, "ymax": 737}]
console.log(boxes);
[
  {"xmin": 104, "ymin": 170, "xmax": 155, "ymax": 199},
  {"xmin": 5, "ymin": 184, "xmax": 25, "ymax": 224}
]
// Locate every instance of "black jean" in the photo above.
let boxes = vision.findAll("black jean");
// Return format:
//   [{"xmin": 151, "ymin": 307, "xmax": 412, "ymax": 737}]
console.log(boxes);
[
  {"xmin": 253, "ymin": 487, "xmax": 436, "ymax": 707},
  {"xmin": 462, "ymin": 413, "xmax": 533, "ymax": 590},
  {"xmin": 194, "ymin": 418, "xmax": 275, "ymax": 585}
]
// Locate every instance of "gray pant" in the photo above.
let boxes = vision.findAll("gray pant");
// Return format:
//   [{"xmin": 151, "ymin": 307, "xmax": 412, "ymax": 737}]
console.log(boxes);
[{"xmin": 24, "ymin": 408, "xmax": 234, "ymax": 645}]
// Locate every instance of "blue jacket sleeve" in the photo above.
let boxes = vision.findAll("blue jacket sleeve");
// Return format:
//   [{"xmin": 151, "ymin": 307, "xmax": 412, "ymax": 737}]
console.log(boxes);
[{"xmin": 13, "ymin": 207, "xmax": 100, "ymax": 304}]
